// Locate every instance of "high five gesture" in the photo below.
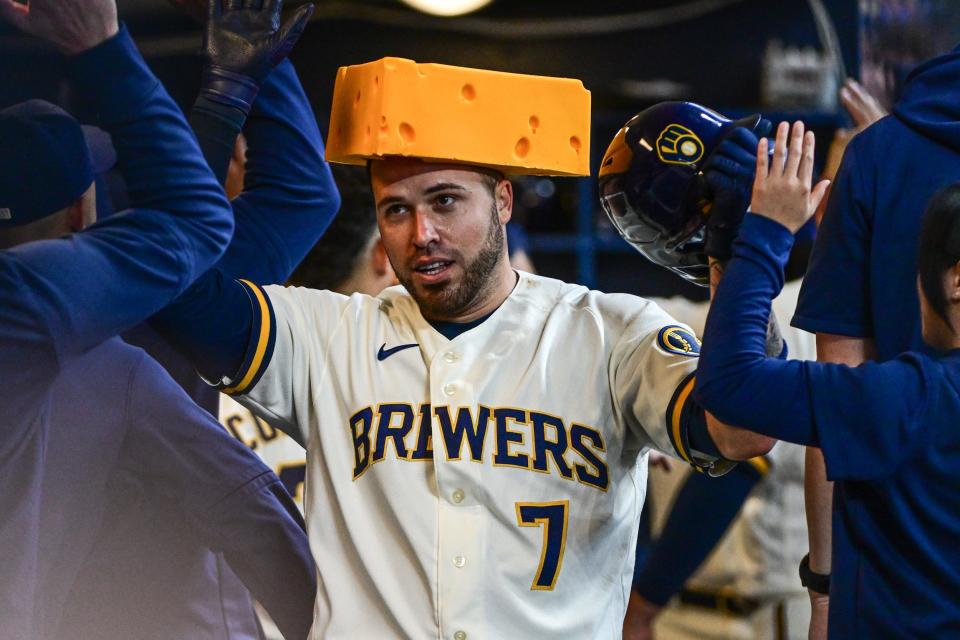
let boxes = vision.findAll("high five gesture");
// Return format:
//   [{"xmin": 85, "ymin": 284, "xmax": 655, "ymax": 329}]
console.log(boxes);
[{"xmin": 750, "ymin": 121, "xmax": 831, "ymax": 233}]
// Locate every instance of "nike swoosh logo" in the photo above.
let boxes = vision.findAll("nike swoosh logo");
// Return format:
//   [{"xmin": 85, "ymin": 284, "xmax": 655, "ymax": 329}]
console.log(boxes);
[{"xmin": 377, "ymin": 342, "xmax": 419, "ymax": 361}]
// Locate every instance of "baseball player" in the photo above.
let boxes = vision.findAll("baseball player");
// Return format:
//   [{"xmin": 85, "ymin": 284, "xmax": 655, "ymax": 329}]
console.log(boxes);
[
  {"xmin": 154, "ymin": 61, "xmax": 775, "ymax": 637},
  {"xmin": 698, "ymin": 120, "xmax": 960, "ymax": 637},
  {"xmin": 0, "ymin": 1, "xmax": 233, "ymax": 635}
]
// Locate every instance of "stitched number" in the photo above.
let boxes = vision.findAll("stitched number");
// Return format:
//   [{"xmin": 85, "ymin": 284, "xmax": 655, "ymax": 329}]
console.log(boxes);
[
  {"xmin": 277, "ymin": 463, "xmax": 307, "ymax": 503},
  {"xmin": 515, "ymin": 500, "xmax": 569, "ymax": 590}
]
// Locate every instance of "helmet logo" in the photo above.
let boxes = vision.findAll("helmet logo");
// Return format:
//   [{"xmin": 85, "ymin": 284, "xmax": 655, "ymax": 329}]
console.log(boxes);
[{"xmin": 656, "ymin": 124, "xmax": 704, "ymax": 166}]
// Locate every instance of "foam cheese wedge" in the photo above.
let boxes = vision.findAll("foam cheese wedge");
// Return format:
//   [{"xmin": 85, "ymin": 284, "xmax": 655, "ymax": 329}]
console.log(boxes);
[{"xmin": 325, "ymin": 57, "xmax": 591, "ymax": 176}]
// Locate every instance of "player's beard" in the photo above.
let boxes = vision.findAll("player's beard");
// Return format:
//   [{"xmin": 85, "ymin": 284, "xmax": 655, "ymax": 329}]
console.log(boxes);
[{"xmin": 399, "ymin": 204, "xmax": 505, "ymax": 320}]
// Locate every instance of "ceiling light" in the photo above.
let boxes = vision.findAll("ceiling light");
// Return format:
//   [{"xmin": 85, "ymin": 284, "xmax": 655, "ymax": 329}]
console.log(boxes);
[{"xmin": 400, "ymin": 0, "xmax": 492, "ymax": 17}]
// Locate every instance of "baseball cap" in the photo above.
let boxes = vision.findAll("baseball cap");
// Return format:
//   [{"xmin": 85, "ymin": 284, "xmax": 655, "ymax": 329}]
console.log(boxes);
[{"xmin": 0, "ymin": 99, "xmax": 97, "ymax": 227}]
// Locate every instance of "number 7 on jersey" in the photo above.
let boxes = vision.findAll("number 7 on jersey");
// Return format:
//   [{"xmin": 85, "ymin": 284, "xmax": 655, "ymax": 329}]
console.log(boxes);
[{"xmin": 515, "ymin": 500, "xmax": 569, "ymax": 590}]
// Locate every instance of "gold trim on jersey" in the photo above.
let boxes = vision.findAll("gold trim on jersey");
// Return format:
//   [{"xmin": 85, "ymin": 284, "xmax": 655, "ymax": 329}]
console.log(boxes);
[
  {"xmin": 669, "ymin": 374, "xmax": 697, "ymax": 465},
  {"xmin": 224, "ymin": 279, "xmax": 272, "ymax": 395}
]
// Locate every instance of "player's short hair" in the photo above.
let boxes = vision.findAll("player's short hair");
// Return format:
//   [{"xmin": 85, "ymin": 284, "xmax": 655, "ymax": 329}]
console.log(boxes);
[
  {"xmin": 289, "ymin": 165, "xmax": 378, "ymax": 290},
  {"xmin": 918, "ymin": 182, "xmax": 960, "ymax": 330}
]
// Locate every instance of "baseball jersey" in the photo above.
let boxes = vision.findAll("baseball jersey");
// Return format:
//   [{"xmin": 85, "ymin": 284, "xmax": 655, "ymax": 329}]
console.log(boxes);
[{"xmin": 223, "ymin": 270, "xmax": 704, "ymax": 639}]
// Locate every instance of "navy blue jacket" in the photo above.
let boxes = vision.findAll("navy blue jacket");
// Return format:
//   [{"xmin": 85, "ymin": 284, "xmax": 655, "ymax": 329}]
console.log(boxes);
[
  {"xmin": 794, "ymin": 44, "xmax": 960, "ymax": 359},
  {"xmin": 791, "ymin": 42, "xmax": 960, "ymax": 637},
  {"xmin": 700, "ymin": 214, "xmax": 960, "ymax": 638},
  {"xmin": 116, "ymin": 58, "xmax": 337, "ymax": 638},
  {"xmin": 0, "ymin": 27, "xmax": 232, "ymax": 639},
  {"xmin": 38, "ymin": 338, "xmax": 314, "ymax": 640}
]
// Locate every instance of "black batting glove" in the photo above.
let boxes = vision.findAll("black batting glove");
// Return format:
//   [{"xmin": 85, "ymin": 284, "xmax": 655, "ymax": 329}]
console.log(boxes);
[
  {"xmin": 200, "ymin": 0, "xmax": 314, "ymax": 113},
  {"xmin": 703, "ymin": 119, "xmax": 771, "ymax": 260}
]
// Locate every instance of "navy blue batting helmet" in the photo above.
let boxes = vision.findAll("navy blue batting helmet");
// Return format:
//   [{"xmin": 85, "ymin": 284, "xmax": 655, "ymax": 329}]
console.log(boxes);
[{"xmin": 598, "ymin": 101, "xmax": 760, "ymax": 287}]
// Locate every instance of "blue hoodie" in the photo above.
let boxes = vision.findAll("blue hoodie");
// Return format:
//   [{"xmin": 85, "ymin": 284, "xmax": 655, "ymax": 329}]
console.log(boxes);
[
  {"xmin": 794, "ymin": 45, "xmax": 960, "ymax": 359},
  {"xmin": 793, "ymin": 45, "xmax": 960, "ymax": 638}
]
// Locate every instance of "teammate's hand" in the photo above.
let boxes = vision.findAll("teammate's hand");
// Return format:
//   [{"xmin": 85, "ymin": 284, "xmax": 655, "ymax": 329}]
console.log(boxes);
[
  {"xmin": 840, "ymin": 78, "xmax": 886, "ymax": 130},
  {"xmin": 750, "ymin": 121, "xmax": 830, "ymax": 234},
  {"xmin": 702, "ymin": 120, "xmax": 770, "ymax": 260},
  {"xmin": 0, "ymin": 0, "xmax": 118, "ymax": 55},
  {"xmin": 203, "ymin": 0, "xmax": 314, "ymax": 84}
]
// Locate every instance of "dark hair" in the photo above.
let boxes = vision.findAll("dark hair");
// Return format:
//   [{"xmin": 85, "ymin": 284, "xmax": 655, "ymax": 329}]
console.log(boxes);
[
  {"xmin": 917, "ymin": 183, "xmax": 960, "ymax": 330},
  {"xmin": 288, "ymin": 164, "xmax": 378, "ymax": 290}
]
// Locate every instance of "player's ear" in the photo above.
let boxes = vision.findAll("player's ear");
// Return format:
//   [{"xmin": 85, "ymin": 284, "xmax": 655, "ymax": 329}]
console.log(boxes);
[
  {"xmin": 371, "ymin": 237, "xmax": 390, "ymax": 276},
  {"xmin": 495, "ymin": 178, "xmax": 513, "ymax": 224},
  {"xmin": 950, "ymin": 260, "xmax": 960, "ymax": 302}
]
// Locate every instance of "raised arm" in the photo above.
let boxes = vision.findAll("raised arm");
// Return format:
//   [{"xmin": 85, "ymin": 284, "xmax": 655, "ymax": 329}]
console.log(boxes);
[
  {"xmin": 0, "ymin": 0, "xmax": 232, "ymax": 358},
  {"xmin": 698, "ymin": 123, "xmax": 929, "ymax": 471},
  {"xmin": 220, "ymin": 58, "xmax": 340, "ymax": 283},
  {"xmin": 176, "ymin": 0, "xmax": 315, "ymax": 184}
]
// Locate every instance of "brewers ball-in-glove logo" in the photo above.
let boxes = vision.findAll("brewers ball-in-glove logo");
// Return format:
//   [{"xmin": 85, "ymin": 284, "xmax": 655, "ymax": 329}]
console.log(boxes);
[
  {"xmin": 656, "ymin": 124, "xmax": 705, "ymax": 166},
  {"xmin": 657, "ymin": 325, "xmax": 701, "ymax": 356}
]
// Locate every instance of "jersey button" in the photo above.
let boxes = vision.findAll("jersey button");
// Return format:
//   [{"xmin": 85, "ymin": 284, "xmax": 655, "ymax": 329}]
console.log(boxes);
[
  {"xmin": 453, "ymin": 632, "xmax": 467, "ymax": 640},
  {"xmin": 451, "ymin": 489, "xmax": 465, "ymax": 504},
  {"xmin": 453, "ymin": 555, "xmax": 466, "ymax": 568},
  {"xmin": 442, "ymin": 383, "xmax": 457, "ymax": 396},
  {"xmin": 443, "ymin": 351, "xmax": 459, "ymax": 363}
]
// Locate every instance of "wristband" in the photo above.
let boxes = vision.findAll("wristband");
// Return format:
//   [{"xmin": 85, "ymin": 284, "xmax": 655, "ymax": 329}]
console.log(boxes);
[
  {"xmin": 199, "ymin": 65, "xmax": 260, "ymax": 113},
  {"xmin": 799, "ymin": 553, "xmax": 830, "ymax": 595}
]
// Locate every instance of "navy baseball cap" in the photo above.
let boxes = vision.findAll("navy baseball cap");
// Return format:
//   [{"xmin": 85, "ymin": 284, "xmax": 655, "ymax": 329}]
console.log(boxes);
[{"xmin": 0, "ymin": 99, "xmax": 98, "ymax": 227}]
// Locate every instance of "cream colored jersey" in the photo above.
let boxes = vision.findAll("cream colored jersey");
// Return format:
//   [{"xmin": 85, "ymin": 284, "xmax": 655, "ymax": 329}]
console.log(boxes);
[{"xmin": 223, "ymin": 271, "xmax": 703, "ymax": 639}]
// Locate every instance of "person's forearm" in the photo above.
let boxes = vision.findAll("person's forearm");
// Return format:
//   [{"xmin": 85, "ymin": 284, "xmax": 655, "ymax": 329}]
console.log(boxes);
[
  {"xmin": 218, "ymin": 59, "xmax": 340, "ymax": 284},
  {"xmin": 10, "ymin": 26, "xmax": 231, "ymax": 359},
  {"xmin": 149, "ymin": 269, "xmax": 254, "ymax": 382},
  {"xmin": 69, "ymin": 25, "xmax": 232, "ymax": 269},
  {"xmin": 697, "ymin": 215, "xmax": 816, "ymax": 444},
  {"xmin": 633, "ymin": 463, "xmax": 761, "ymax": 605},
  {"xmin": 188, "ymin": 97, "xmax": 247, "ymax": 186},
  {"xmin": 710, "ymin": 257, "xmax": 785, "ymax": 359},
  {"xmin": 216, "ymin": 476, "xmax": 317, "ymax": 640}
]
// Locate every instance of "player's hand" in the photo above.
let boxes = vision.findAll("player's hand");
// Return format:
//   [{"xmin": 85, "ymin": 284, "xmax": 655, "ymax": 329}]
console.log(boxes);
[
  {"xmin": 840, "ymin": 78, "xmax": 886, "ymax": 131},
  {"xmin": 0, "ymin": 0, "xmax": 118, "ymax": 55},
  {"xmin": 702, "ymin": 120, "xmax": 770, "ymax": 260},
  {"xmin": 750, "ymin": 121, "xmax": 831, "ymax": 234},
  {"xmin": 623, "ymin": 590, "xmax": 661, "ymax": 640},
  {"xmin": 203, "ymin": 0, "xmax": 314, "ymax": 84}
]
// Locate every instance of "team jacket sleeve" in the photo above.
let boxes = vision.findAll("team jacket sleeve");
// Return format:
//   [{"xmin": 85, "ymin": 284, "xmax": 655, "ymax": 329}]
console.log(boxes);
[
  {"xmin": 792, "ymin": 135, "xmax": 873, "ymax": 337},
  {"xmin": 3, "ymin": 25, "xmax": 232, "ymax": 362},
  {"xmin": 696, "ymin": 214, "xmax": 933, "ymax": 481},
  {"xmin": 633, "ymin": 460, "xmax": 766, "ymax": 605},
  {"xmin": 610, "ymin": 298, "xmax": 705, "ymax": 463},
  {"xmin": 123, "ymin": 350, "xmax": 316, "ymax": 640},
  {"xmin": 216, "ymin": 59, "xmax": 340, "ymax": 284},
  {"xmin": 148, "ymin": 61, "xmax": 341, "ymax": 377}
]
